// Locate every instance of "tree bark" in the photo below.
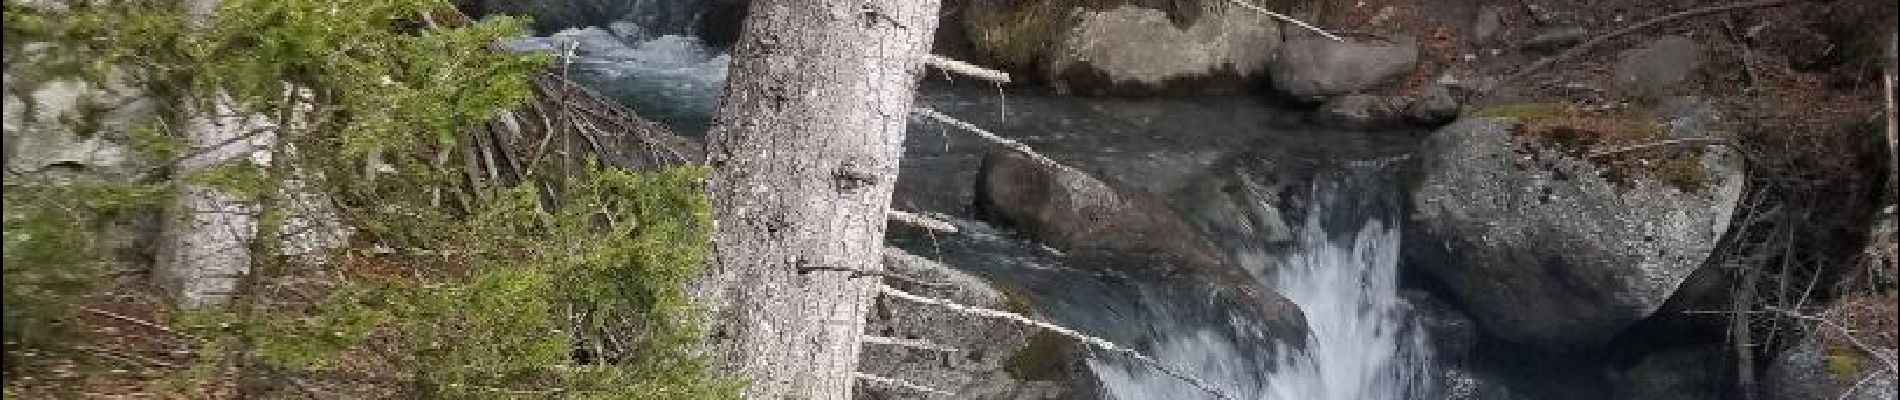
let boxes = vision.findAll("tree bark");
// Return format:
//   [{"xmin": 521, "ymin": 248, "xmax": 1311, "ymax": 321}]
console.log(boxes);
[
  {"xmin": 693, "ymin": 1, "xmax": 941, "ymax": 398},
  {"xmin": 154, "ymin": 0, "xmax": 271, "ymax": 308}
]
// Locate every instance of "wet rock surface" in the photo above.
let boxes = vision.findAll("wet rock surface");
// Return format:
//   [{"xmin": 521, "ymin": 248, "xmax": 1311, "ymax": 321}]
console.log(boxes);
[
  {"xmin": 858, "ymin": 248, "xmax": 1079, "ymax": 400},
  {"xmin": 1407, "ymin": 115, "xmax": 1745, "ymax": 352}
]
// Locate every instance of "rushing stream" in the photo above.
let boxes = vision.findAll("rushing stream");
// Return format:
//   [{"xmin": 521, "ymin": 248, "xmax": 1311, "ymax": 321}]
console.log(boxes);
[{"xmin": 502, "ymin": 13, "xmax": 1436, "ymax": 399}]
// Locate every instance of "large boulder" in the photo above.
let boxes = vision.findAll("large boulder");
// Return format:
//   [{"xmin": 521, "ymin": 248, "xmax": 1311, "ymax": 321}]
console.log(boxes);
[
  {"xmin": 1606, "ymin": 344, "xmax": 1737, "ymax": 400},
  {"xmin": 960, "ymin": 0, "xmax": 1321, "ymax": 96},
  {"xmin": 857, "ymin": 248, "xmax": 1078, "ymax": 399},
  {"xmin": 1267, "ymin": 36, "xmax": 1419, "ymax": 102},
  {"xmin": 977, "ymin": 148, "xmax": 1228, "ymax": 275},
  {"xmin": 975, "ymin": 148, "xmax": 1308, "ymax": 344},
  {"xmin": 1042, "ymin": 4, "xmax": 1279, "ymax": 96},
  {"xmin": 1612, "ymin": 36, "xmax": 1705, "ymax": 98},
  {"xmin": 1407, "ymin": 106, "xmax": 1746, "ymax": 351}
]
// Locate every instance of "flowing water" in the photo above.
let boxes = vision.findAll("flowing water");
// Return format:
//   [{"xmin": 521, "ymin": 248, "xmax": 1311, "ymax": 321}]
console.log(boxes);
[{"xmin": 502, "ymin": 13, "xmax": 1436, "ymax": 399}]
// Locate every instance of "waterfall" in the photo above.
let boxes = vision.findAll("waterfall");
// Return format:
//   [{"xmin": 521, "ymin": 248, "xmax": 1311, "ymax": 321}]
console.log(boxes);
[
  {"xmin": 1091, "ymin": 172, "xmax": 1433, "ymax": 400},
  {"xmin": 1257, "ymin": 179, "xmax": 1433, "ymax": 400}
]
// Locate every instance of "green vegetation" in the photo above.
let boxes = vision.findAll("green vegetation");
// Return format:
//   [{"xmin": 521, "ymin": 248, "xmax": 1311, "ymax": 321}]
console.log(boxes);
[
  {"xmin": 3, "ymin": 0, "xmax": 736, "ymax": 397},
  {"xmin": 1479, "ymin": 102, "xmax": 1705, "ymax": 192},
  {"xmin": 1471, "ymin": 102, "xmax": 1570, "ymax": 122}
]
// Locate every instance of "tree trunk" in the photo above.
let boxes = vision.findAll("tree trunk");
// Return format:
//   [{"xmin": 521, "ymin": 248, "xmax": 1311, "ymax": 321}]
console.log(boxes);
[
  {"xmin": 694, "ymin": 1, "xmax": 940, "ymax": 398},
  {"xmin": 154, "ymin": 0, "xmax": 271, "ymax": 308}
]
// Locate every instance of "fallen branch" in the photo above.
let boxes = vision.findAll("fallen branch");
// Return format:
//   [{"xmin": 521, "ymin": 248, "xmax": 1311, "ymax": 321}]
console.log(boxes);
[
  {"xmin": 79, "ymin": 306, "xmax": 199, "ymax": 342},
  {"xmin": 856, "ymin": 372, "xmax": 954, "ymax": 397},
  {"xmin": 1585, "ymin": 137, "xmax": 1731, "ymax": 158},
  {"xmin": 889, "ymin": 209, "xmax": 958, "ymax": 233},
  {"xmin": 924, "ymin": 55, "xmax": 1011, "ymax": 84},
  {"xmin": 1766, "ymin": 306, "xmax": 1898, "ymax": 375},
  {"xmin": 1224, "ymin": 0, "xmax": 1342, "ymax": 42},
  {"xmin": 1497, "ymin": 0, "xmax": 1796, "ymax": 90},
  {"xmin": 913, "ymin": 107, "xmax": 1060, "ymax": 167},
  {"xmin": 878, "ymin": 285, "xmax": 1239, "ymax": 400}
]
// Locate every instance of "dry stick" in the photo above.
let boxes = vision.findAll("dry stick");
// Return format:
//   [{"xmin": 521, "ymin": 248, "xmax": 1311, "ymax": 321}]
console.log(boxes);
[
  {"xmin": 879, "ymin": 285, "xmax": 1240, "ymax": 400},
  {"xmin": 1766, "ymin": 306, "xmax": 1898, "ymax": 374},
  {"xmin": 1496, "ymin": 0, "xmax": 1796, "ymax": 91},
  {"xmin": 1224, "ymin": 0, "xmax": 1342, "ymax": 42},
  {"xmin": 924, "ymin": 55, "xmax": 1011, "ymax": 84},
  {"xmin": 856, "ymin": 372, "xmax": 955, "ymax": 397},
  {"xmin": 1585, "ymin": 137, "xmax": 1732, "ymax": 158},
  {"xmin": 79, "ymin": 306, "xmax": 199, "ymax": 342},
  {"xmin": 889, "ymin": 209, "xmax": 959, "ymax": 234},
  {"xmin": 913, "ymin": 107, "xmax": 1060, "ymax": 167}
]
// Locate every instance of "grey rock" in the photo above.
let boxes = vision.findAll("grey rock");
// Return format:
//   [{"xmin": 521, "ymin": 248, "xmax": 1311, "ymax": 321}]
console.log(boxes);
[
  {"xmin": 1439, "ymin": 366, "xmax": 1525, "ymax": 400},
  {"xmin": 1607, "ymin": 344, "xmax": 1736, "ymax": 400},
  {"xmin": 977, "ymin": 148, "xmax": 1310, "ymax": 345},
  {"xmin": 1407, "ymin": 116, "xmax": 1745, "ymax": 351},
  {"xmin": 977, "ymin": 148, "xmax": 1230, "ymax": 276},
  {"xmin": 1269, "ymin": 37, "xmax": 1420, "ymax": 102},
  {"xmin": 1406, "ymin": 84, "xmax": 1462, "ymax": 124},
  {"xmin": 1767, "ymin": 332, "xmax": 1898, "ymax": 400},
  {"xmin": 858, "ymin": 248, "xmax": 1077, "ymax": 400},
  {"xmin": 1522, "ymin": 27, "xmax": 1588, "ymax": 53},
  {"xmin": 1173, "ymin": 156, "xmax": 1297, "ymax": 249},
  {"xmin": 1401, "ymin": 289, "xmax": 1476, "ymax": 364},
  {"xmin": 1473, "ymin": 6, "xmax": 1504, "ymax": 44},
  {"xmin": 4, "ymin": 67, "xmax": 156, "ymax": 180},
  {"xmin": 1043, "ymin": 4, "xmax": 1281, "ymax": 96},
  {"xmin": 1614, "ymin": 36, "xmax": 1706, "ymax": 98},
  {"xmin": 1746, "ymin": 19, "xmax": 1833, "ymax": 69},
  {"xmin": 1656, "ymin": 96, "xmax": 1723, "ymax": 139},
  {"xmin": 1316, "ymin": 94, "xmax": 1409, "ymax": 129}
]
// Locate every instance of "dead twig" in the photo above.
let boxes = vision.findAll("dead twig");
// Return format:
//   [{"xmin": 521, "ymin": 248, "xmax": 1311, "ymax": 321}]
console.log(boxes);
[
  {"xmin": 1496, "ymin": 0, "xmax": 1797, "ymax": 91},
  {"xmin": 1224, "ymin": 0, "xmax": 1342, "ymax": 41},
  {"xmin": 1586, "ymin": 137, "xmax": 1732, "ymax": 158},
  {"xmin": 79, "ymin": 306, "xmax": 199, "ymax": 342},
  {"xmin": 879, "ymin": 285, "xmax": 1240, "ymax": 400}
]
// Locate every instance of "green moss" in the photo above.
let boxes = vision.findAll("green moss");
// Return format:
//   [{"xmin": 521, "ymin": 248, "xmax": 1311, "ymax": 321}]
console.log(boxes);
[
  {"xmin": 1472, "ymin": 103, "xmax": 1570, "ymax": 123},
  {"xmin": 1650, "ymin": 156, "xmax": 1707, "ymax": 192},
  {"xmin": 1824, "ymin": 342, "xmax": 1864, "ymax": 385},
  {"xmin": 4, "ymin": 0, "xmax": 734, "ymax": 397}
]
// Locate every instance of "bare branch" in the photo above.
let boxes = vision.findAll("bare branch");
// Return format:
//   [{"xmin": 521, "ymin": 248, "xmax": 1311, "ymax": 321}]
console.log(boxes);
[
  {"xmin": 1223, "ymin": 0, "xmax": 1342, "ymax": 42},
  {"xmin": 1585, "ymin": 137, "xmax": 1731, "ymax": 158},
  {"xmin": 889, "ymin": 209, "xmax": 958, "ymax": 234},
  {"xmin": 878, "ymin": 284, "xmax": 1240, "ymax": 400},
  {"xmin": 1765, "ymin": 306, "xmax": 1898, "ymax": 375},
  {"xmin": 1497, "ymin": 0, "xmax": 1796, "ymax": 91},
  {"xmin": 913, "ymin": 107, "xmax": 1060, "ymax": 167},
  {"xmin": 78, "ymin": 306, "xmax": 200, "ymax": 342},
  {"xmin": 924, "ymin": 55, "xmax": 1010, "ymax": 84},
  {"xmin": 856, "ymin": 372, "xmax": 954, "ymax": 397}
]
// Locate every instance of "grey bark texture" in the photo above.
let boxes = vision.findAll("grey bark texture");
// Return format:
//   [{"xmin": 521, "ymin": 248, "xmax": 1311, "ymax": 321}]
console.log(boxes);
[
  {"xmin": 155, "ymin": 94, "xmax": 275, "ymax": 308},
  {"xmin": 694, "ymin": 1, "xmax": 942, "ymax": 398},
  {"xmin": 154, "ymin": 0, "xmax": 277, "ymax": 308}
]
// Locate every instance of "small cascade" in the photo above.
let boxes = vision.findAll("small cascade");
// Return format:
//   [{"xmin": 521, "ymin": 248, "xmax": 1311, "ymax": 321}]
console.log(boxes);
[
  {"xmin": 1257, "ymin": 174, "xmax": 1434, "ymax": 400},
  {"xmin": 1088, "ymin": 169, "xmax": 1433, "ymax": 400}
]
